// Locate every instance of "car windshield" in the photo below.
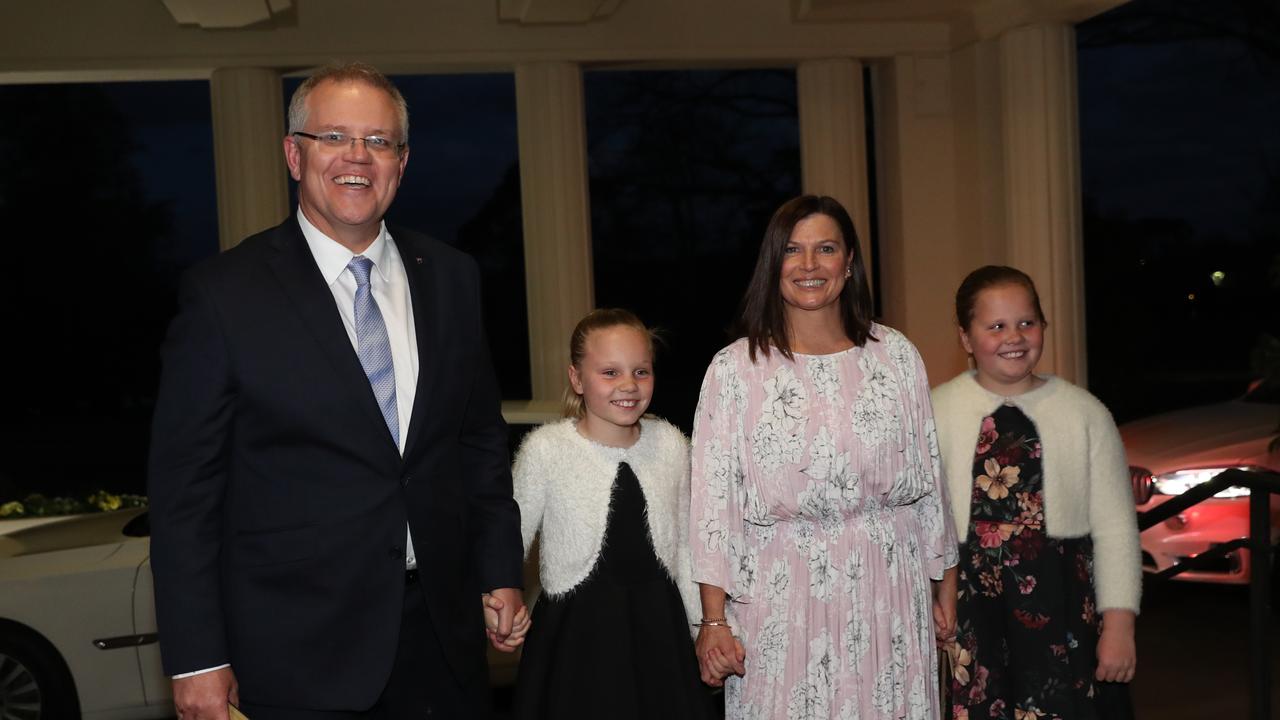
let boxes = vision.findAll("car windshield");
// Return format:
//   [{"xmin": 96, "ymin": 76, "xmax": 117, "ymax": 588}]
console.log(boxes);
[{"xmin": 1244, "ymin": 377, "xmax": 1280, "ymax": 404}]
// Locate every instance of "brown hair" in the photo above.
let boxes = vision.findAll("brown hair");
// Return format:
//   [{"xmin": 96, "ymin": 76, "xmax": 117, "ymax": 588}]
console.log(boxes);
[
  {"xmin": 955, "ymin": 265, "xmax": 1048, "ymax": 331},
  {"xmin": 562, "ymin": 308, "xmax": 656, "ymax": 419},
  {"xmin": 287, "ymin": 61, "xmax": 410, "ymax": 145},
  {"xmin": 736, "ymin": 195, "xmax": 876, "ymax": 361}
]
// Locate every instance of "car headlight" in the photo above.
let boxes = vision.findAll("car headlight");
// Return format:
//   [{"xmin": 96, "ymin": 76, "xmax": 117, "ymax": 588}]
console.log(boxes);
[{"xmin": 1152, "ymin": 467, "xmax": 1251, "ymax": 498}]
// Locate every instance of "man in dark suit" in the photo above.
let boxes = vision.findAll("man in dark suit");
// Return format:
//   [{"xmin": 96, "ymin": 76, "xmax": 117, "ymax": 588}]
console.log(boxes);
[{"xmin": 148, "ymin": 62, "xmax": 526, "ymax": 720}]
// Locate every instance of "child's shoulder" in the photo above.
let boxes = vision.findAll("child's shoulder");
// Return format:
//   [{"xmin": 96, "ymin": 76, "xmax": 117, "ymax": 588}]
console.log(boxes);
[
  {"xmin": 515, "ymin": 418, "xmax": 580, "ymax": 457},
  {"xmin": 1036, "ymin": 376, "xmax": 1116, "ymax": 422},
  {"xmin": 640, "ymin": 415, "xmax": 690, "ymax": 452},
  {"xmin": 930, "ymin": 371, "xmax": 983, "ymax": 409}
]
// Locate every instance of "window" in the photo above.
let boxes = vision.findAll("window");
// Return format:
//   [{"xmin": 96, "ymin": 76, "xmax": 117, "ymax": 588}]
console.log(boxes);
[
  {"xmin": 0, "ymin": 81, "xmax": 218, "ymax": 498},
  {"xmin": 584, "ymin": 69, "xmax": 802, "ymax": 429}
]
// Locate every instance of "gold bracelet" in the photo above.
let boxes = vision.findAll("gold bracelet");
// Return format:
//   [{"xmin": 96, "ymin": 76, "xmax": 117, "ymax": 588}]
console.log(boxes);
[{"xmin": 693, "ymin": 620, "xmax": 732, "ymax": 628}]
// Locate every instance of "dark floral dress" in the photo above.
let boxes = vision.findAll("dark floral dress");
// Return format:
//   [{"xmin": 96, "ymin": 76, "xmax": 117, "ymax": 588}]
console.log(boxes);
[{"xmin": 947, "ymin": 403, "xmax": 1102, "ymax": 720}]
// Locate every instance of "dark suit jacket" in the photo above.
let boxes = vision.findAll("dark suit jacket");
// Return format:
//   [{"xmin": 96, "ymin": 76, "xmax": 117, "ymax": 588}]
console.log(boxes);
[{"xmin": 147, "ymin": 217, "xmax": 523, "ymax": 709}]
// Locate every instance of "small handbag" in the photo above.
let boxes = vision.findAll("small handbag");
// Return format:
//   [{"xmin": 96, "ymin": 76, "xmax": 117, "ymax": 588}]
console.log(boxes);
[{"xmin": 938, "ymin": 644, "xmax": 954, "ymax": 720}]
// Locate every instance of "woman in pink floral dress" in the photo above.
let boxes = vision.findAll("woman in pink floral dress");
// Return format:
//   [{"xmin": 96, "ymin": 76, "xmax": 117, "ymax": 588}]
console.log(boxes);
[{"xmin": 690, "ymin": 195, "xmax": 959, "ymax": 719}]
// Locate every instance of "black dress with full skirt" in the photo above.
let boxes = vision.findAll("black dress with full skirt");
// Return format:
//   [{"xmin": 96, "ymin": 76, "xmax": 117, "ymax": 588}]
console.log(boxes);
[{"xmin": 512, "ymin": 461, "xmax": 711, "ymax": 720}]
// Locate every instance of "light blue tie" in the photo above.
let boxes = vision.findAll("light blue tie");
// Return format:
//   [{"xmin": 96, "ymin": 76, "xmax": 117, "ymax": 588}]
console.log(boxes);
[{"xmin": 348, "ymin": 256, "xmax": 399, "ymax": 446}]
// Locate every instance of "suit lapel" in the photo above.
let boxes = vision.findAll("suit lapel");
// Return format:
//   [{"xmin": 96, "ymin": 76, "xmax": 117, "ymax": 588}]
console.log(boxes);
[
  {"xmin": 265, "ymin": 220, "xmax": 398, "ymax": 453},
  {"xmin": 396, "ymin": 231, "xmax": 439, "ymax": 460}
]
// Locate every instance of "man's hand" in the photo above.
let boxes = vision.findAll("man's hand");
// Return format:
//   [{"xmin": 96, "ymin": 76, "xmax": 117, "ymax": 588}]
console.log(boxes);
[
  {"xmin": 483, "ymin": 587, "xmax": 529, "ymax": 652},
  {"xmin": 172, "ymin": 667, "xmax": 238, "ymax": 720}
]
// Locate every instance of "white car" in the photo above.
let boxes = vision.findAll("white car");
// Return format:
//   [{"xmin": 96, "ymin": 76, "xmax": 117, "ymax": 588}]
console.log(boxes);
[
  {"xmin": 1122, "ymin": 379, "xmax": 1280, "ymax": 583},
  {"xmin": 0, "ymin": 508, "xmax": 540, "ymax": 719},
  {"xmin": 0, "ymin": 508, "xmax": 170, "ymax": 720}
]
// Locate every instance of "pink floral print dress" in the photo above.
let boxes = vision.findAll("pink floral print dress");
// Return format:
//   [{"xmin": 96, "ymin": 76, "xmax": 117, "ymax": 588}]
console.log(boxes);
[{"xmin": 691, "ymin": 326, "xmax": 957, "ymax": 720}]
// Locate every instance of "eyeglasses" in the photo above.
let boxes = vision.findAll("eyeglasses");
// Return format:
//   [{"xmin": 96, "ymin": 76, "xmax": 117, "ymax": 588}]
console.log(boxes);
[{"xmin": 292, "ymin": 131, "xmax": 405, "ymax": 155}]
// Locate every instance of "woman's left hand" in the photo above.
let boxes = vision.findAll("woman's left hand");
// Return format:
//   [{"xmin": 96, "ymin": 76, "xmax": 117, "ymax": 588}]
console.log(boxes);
[
  {"xmin": 1095, "ymin": 609, "xmax": 1137, "ymax": 683},
  {"xmin": 931, "ymin": 566, "xmax": 958, "ymax": 642}
]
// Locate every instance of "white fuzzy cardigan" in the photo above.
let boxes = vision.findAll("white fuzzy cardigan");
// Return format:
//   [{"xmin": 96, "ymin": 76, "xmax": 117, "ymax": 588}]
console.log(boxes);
[
  {"xmin": 512, "ymin": 417, "xmax": 701, "ymax": 629},
  {"xmin": 931, "ymin": 372, "xmax": 1142, "ymax": 613}
]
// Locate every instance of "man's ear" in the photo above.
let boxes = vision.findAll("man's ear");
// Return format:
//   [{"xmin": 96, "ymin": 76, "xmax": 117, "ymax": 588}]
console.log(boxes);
[
  {"xmin": 396, "ymin": 145, "xmax": 410, "ymax": 181},
  {"xmin": 284, "ymin": 136, "xmax": 303, "ymax": 181}
]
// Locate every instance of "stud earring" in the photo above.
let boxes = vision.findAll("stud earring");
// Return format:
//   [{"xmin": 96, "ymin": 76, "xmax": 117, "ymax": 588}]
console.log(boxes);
[{"xmin": 844, "ymin": 267, "xmax": 852, "ymax": 278}]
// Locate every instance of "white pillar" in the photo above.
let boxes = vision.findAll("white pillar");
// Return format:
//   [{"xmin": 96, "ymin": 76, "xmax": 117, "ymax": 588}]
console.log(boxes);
[
  {"xmin": 999, "ymin": 23, "xmax": 1087, "ymax": 385},
  {"xmin": 514, "ymin": 61, "xmax": 595, "ymax": 402},
  {"xmin": 797, "ymin": 59, "xmax": 872, "ymax": 274},
  {"xmin": 873, "ymin": 54, "xmax": 969, "ymax": 382},
  {"xmin": 210, "ymin": 67, "xmax": 289, "ymax": 251}
]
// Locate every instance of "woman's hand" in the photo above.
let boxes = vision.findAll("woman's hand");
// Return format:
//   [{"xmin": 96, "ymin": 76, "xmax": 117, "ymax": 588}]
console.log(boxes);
[
  {"xmin": 695, "ymin": 625, "xmax": 746, "ymax": 687},
  {"xmin": 932, "ymin": 566, "xmax": 958, "ymax": 643},
  {"xmin": 1095, "ymin": 609, "xmax": 1136, "ymax": 683}
]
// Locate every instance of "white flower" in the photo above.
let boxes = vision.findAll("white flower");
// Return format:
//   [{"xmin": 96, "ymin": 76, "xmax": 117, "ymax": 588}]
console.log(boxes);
[
  {"xmin": 764, "ymin": 557, "xmax": 792, "ymax": 607},
  {"xmin": 851, "ymin": 352, "xmax": 901, "ymax": 449},
  {"xmin": 806, "ymin": 539, "xmax": 836, "ymax": 602},
  {"xmin": 845, "ymin": 605, "xmax": 871, "ymax": 666},
  {"xmin": 756, "ymin": 613, "xmax": 790, "ymax": 679},
  {"xmin": 786, "ymin": 631, "xmax": 835, "ymax": 719},
  {"xmin": 805, "ymin": 355, "xmax": 842, "ymax": 402},
  {"xmin": 697, "ymin": 515, "xmax": 727, "ymax": 552}
]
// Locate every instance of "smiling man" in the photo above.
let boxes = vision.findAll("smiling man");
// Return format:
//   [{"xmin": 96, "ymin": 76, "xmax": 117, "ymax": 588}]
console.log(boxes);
[{"xmin": 148, "ymin": 63, "xmax": 526, "ymax": 720}]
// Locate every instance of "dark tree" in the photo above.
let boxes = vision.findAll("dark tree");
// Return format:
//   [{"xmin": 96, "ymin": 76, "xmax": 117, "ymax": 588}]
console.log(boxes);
[{"xmin": 0, "ymin": 85, "xmax": 178, "ymax": 497}]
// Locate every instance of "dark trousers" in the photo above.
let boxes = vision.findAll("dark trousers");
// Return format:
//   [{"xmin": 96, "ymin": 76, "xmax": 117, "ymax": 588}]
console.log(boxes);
[{"xmin": 238, "ymin": 577, "xmax": 492, "ymax": 720}]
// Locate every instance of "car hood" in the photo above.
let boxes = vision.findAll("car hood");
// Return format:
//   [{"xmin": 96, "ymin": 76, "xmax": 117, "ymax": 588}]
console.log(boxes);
[
  {"xmin": 0, "ymin": 508, "xmax": 145, "ymax": 558},
  {"xmin": 1120, "ymin": 400, "xmax": 1280, "ymax": 474}
]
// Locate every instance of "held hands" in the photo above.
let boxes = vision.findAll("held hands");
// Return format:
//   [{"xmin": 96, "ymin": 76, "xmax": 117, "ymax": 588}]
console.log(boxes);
[
  {"xmin": 695, "ymin": 625, "xmax": 746, "ymax": 688},
  {"xmin": 482, "ymin": 587, "xmax": 530, "ymax": 652},
  {"xmin": 932, "ymin": 596, "xmax": 957, "ymax": 643},
  {"xmin": 172, "ymin": 666, "xmax": 238, "ymax": 720},
  {"xmin": 932, "ymin": 566, "xmax": 958, "ymax": 643},
  {"xmin": 1095, "ymin": 609, "xmax": 1137, "ymax": 683}
]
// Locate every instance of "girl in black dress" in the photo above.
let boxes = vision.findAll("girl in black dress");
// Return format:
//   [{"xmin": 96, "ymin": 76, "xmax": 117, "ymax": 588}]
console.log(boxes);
[{"xmin": 511, "ymin": 309, "xmax": 710, "ymax": 720}]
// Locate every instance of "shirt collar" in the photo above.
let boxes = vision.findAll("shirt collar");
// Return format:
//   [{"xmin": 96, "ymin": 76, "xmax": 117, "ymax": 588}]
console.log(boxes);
[{"xmin": 296, "ymin": 208, "xmax": 394, "ymax": 286}]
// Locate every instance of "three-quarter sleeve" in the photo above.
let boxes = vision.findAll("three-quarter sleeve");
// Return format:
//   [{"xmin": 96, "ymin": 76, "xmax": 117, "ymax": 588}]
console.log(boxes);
[
  {"xmin": 901, "ymin": 342, "xmax": 960, "ymax": 581},
  {"xmin": 689, "ymin": 351, "xmax": 749, "ymax": 600}
]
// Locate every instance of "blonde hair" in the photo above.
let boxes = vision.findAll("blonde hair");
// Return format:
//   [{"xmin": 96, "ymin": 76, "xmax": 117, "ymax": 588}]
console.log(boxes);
[{"xmin": 562, "ymin": 308, "xmax": 656, "ymax": 419}]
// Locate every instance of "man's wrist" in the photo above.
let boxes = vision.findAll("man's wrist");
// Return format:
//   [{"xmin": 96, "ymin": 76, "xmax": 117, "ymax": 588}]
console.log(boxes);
[{"xmin": 172, "ymin": 663, "xmax": 230, "ymax": 679}]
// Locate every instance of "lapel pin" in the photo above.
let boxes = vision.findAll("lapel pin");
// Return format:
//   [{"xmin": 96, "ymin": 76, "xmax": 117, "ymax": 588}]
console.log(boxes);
[{"xmin": 415, "ymin": 257, "xmax": 423, "ymax": 265}]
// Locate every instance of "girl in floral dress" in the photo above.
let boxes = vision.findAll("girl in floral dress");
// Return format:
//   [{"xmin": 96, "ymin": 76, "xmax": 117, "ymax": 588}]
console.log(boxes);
[
  {"xmin": 932, "ymin": 266, "xmax": 1141, "ymax": 719},
  {"xmin": 690, "ymin": 195, "xmax": 959, "ymax": 719}
]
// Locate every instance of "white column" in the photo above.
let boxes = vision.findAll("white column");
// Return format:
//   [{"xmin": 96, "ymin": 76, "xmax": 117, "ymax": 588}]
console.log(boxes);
[
  {"xmin": 999, "ymin": 23, "xmax": 1088, "ymax": 385},
  {"xmin": 210, "ymin": 67, "xmax": 289, "ymax": 251},
  {"xmin": 797, "ymin": 59, "xmax": 872, "ymax": 274},
  {"xmin": 514, "ymin": 61, "xmax": 595, "ymax": 402},
  {"xmin": 872, "ymin": 54, "xmax": 969, "ymax": 382}
]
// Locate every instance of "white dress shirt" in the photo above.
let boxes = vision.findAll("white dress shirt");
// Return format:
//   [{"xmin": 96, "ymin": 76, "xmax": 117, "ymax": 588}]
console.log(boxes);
[
  {"xmin": 173, "ymin": 210, "xmax": 422, "ymax": 680},
  {"xmin": 298, "ymin": 208, "xmax": 420, "ymax": 569}
]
